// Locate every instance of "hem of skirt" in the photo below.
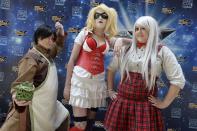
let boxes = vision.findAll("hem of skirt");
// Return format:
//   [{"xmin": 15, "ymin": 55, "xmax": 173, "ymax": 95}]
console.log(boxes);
[
  {"xmin": 69, "ymin": 94, "xmax": 107, "ymax": 108},
  {"xmin": 69, "ymin": 100, "xmax": 107, "ymax": 108},
  {"xmin": 69, "ymin": 102, "xmax": 106, "ymax": 108}
]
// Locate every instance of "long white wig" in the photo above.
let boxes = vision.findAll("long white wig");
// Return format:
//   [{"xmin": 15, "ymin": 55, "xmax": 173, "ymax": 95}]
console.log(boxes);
[{"xmin": 120, "ymin": 16, "xmax": 160, "ymax": 90}]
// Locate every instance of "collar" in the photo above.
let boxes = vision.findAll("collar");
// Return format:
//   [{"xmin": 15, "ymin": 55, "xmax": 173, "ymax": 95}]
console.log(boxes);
[
  {"xmin": 34, "ymin": 44, "xmax": 51, "ymax": 59},
  {"xmin": 137, "ymin": 42, "xmax": 146, "ymax": 49}
]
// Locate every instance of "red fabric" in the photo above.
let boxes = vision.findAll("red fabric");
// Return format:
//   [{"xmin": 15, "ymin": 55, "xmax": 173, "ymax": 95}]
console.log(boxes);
[
  {"xmin": 86, "ymin": 37, "xmax": 97, "ymax": 50},
  {"xmin": 76, "ymin": 37, "xmax": 106, "ymax": 75},
  {"xmin": 104, "ymin": 72, "xmax": 164, "ymax": 131},
  {"xmin": 69, "ymin": 126, "xmax": 84, "ymax": 131},
  {"xmin": 137, "ymin": 42, "xmax": 146, "ymax": 48}
]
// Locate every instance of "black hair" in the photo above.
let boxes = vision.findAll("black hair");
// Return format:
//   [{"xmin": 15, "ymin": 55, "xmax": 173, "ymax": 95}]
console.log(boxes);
[{"xmin": 33, "ymin": 24, "xmax": 56, "ymax": 45}]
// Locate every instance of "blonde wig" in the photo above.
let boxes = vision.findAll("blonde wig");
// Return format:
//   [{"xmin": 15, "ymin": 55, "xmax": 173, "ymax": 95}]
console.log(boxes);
[
  {"xmin": 120, "ymin": 16, "xmax": 160, "ymax": 90},
  {"xmin": 86, "ymin": 3, "xmax": 118, "ymax": 38}
]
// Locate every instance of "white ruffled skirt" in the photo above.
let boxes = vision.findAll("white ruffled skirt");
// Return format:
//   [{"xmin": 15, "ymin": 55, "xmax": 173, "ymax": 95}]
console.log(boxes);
[{"xmin": 69, "ymin": 73, "xmax": 107, "ymax": 108}]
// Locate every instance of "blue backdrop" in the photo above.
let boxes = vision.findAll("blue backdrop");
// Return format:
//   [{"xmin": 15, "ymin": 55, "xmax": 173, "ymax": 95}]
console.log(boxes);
[{"xmin": 0, "ymin": 0, "xmax": 196, "ymax": 130}]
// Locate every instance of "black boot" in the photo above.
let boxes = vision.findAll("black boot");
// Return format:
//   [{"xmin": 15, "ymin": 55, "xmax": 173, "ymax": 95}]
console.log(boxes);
[{"xmin": 85, "ymin": 119, "xmax": 94, "ymax": 131}]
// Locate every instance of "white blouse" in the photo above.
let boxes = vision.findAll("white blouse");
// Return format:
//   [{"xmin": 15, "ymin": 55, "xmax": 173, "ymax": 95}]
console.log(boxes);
[{"xmin": 108, "ymin": 46, "xmax": 185, "ymax": 89}]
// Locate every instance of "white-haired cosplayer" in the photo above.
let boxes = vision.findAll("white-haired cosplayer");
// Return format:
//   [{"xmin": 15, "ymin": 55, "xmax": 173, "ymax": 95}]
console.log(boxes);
[
  {"xmin": 104, "ymin": 16, "xmax": 185, "ymax": 131},
  {"xmin": 63, "ymin": 3, "xmax": 131, "ymax": 131}
]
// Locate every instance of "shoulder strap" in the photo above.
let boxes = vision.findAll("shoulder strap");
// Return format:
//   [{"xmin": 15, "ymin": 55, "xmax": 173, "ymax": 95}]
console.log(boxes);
[
  {"xmin": 81, "ymin": 32, "xmax": 92, "ymax": 46},
  {"xmin": 24, "ymin": 49, "xmax": 48, "ymax": 72}
]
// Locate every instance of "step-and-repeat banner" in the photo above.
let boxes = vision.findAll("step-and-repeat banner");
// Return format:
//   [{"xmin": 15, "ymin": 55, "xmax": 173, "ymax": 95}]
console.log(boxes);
[{"xmin": 0, "ymin": 0, "xmax": 196, "ymax": 130}]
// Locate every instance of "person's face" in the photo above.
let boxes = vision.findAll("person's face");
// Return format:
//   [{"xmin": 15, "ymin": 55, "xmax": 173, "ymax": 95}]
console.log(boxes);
[
  {"xmin": 38, "ymin": 35, "xmax": 54, "ymax": 49},
  {"xmin": 134, "ymin": 25, "xmax": 149, "ymax": 43},
  {"xmin": 94, "ymin": 9, "xmax": 108, "ymax": 30}
]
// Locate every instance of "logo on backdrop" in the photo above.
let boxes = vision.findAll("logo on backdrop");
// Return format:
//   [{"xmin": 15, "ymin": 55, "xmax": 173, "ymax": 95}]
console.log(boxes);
[
  {"xmin": 55, "ymin": 0, "xmax": 65, "ymax": 6},
  {"xmin": 0, "ymin": 36, "xmax": 8, "ymax": 45},
  {"xmin": 34, "ymin": 5, "xmax": 45, "ymax": 12},
  {"xmin": 171, "ymin": 108, "xmax": 182, "ymax": 118},
  {"xmin": 162, "ymin": 7, "xmax": 175, "ymax": 15},
  {"xmin": 127, "ymin": 2, "xmax": 137, "ymax": 14},
  {"xmin": 0, "ymin": 72, "xmax": 4, "ymax": 82},
  {"xmin": 192, "ymin": 66, "xmax": 197, "ymax": 72},
  {"xmin": 189, "ymin": 119, "xmax": 197, "ymax": 129},
  {"xmin": 182, "ymin": 0, "xmax": 193, "ymax": 8},
  {"xmin": 0, "ymin": 20, "xmax": 9, "ymax": 26},
  {"xmin": 0, "ymin": 0, "xmax": 10, "ymax": 10},
  {"xmin": 72, "ymin": 6, "xmax": 82, "ymax": 17},
  {"xmin": 17, "ymin": 10, "xmax": 27, "ymax": 20}
]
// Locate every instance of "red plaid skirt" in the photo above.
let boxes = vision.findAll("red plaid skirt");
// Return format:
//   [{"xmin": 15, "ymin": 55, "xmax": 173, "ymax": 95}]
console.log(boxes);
[{"xmin": 104, "ymin": 72, "xmax": 164, "ymax": 131}]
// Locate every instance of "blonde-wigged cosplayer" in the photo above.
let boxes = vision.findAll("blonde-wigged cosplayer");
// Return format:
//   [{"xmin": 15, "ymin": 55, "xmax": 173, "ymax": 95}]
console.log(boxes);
[{"xmin": 86, "ymin": 3, "xmax": 118, "ymax": 38}]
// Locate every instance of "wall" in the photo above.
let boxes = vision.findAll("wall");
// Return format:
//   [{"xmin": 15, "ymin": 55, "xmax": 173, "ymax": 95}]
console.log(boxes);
[{"xmin": 0, "ymin": 0, "xmax": 196, "ymax": 130}]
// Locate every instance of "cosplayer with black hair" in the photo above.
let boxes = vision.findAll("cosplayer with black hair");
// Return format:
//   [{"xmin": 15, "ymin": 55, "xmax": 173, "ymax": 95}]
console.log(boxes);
[{"xmin": 0, "ymin": 22, "xmax": 69, "ymax": 131}]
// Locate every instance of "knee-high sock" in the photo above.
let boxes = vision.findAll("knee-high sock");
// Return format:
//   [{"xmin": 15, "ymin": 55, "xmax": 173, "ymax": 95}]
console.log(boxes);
[
  {"xmin": 85, "ymin": 119, "xmax": 95, "ymax": 131},
  {"xmin": 70, "ymin": 116, "xmax": 87, "ymax": 131}
]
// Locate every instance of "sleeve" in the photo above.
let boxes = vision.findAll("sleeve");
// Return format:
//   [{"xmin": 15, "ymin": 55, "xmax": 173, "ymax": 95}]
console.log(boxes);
[
  {"xmin": 109, "ymin": 37, "xmax": 117, "ymax": 45},
  {"xmin": 55, "ymin": 32, "xmax": 67, "ymax": 50},
  {"xmin": 74, "ymin": 28, "xmax": 87, "ymax": 45},
  {"xmin": 161, "ymin": 46, "xmax": 185, "ymax": 89},
  {"xmin": 109, "ymin": 37, "xmax": 123, "ymax": 48},
  {"xmin": 50, "ymin": 32, "xmax": 67, "ymax": 58},
  {"xmin": 10, "ymin": 57, "xmax": 38, "ymax": 94},
  {"xmin": 108, "ymin": 55, "xmax": 120, "ymax": 72}
]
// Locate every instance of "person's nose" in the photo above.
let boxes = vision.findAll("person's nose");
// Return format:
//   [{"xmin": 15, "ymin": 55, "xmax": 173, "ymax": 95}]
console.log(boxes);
[
  {"xmin": 98, "ymin": 15, "xmax": 104, "ymax": 20},
  {"xmin": 98, "ymin": 16, "xmax": 102, "ymax": 19}
]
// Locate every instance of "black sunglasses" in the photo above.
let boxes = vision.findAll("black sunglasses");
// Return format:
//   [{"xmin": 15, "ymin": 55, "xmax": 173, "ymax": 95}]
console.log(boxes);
[{"xmin": 94, "ymin": 12, "xmax": 108, "ymax": 20}]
